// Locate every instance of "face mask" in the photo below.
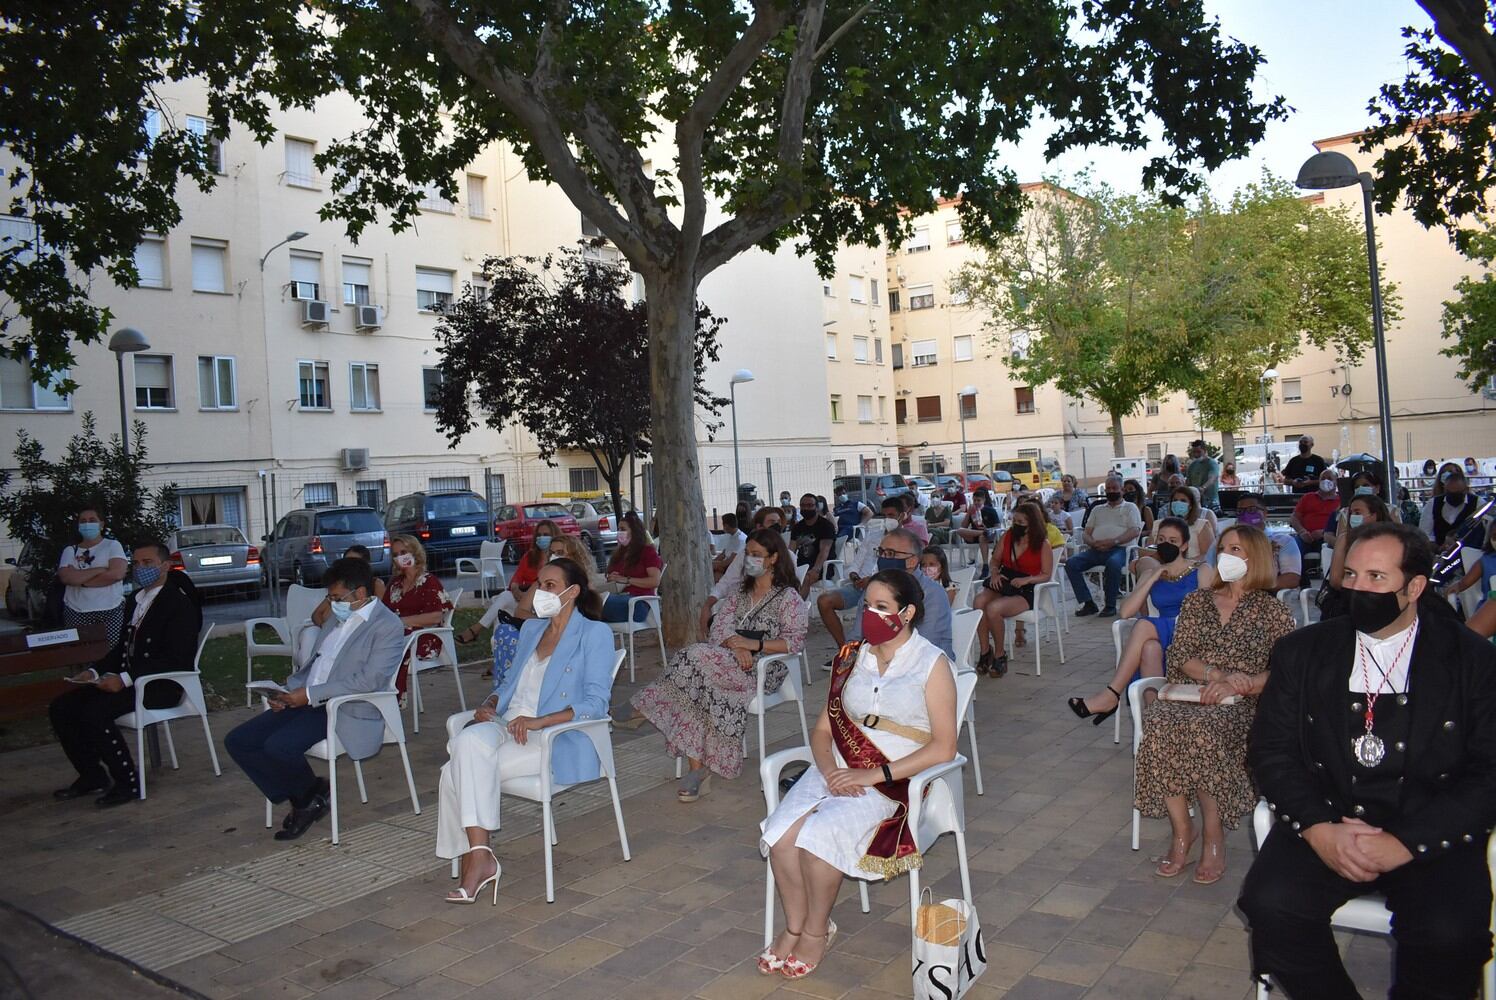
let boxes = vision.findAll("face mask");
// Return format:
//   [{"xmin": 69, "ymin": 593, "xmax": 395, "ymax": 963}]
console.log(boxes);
[
  {"xmin": 329, "ymin": 599, "xmax": 354, "ymax": 623},
  {"xmin": 1445, "ymin": 489, "xmax": 1467, "ymax": 502},
  {"xmin": 616, "ymin": 530, "xmax": 631, "ymax": 546},
  {"xmin": 878, "ymin": 516, "xmax": 900, "ymax": 530},
  {"xmin": 549, "ymin": 553, "xmax": 564, "ymax": 562},
  {"xmin": 1346, "ymin": 586, "xmax": 1407, "ymax": 634},
  {"xmin": 78, "ymin": 522, "xmax": 101, "ymax": 540},
  {"xmin": 534, "ymin": 534, "xmax": 552, "ymax": 550},
  {"xmin": 1320, "ymin": 481, "xmax": 1337, "ymax": 495},
  {"xmin": 532, "ymin": 585, "xmax": 574, "ymax": 619},
  {"xmin": 743, "ymin": 555, "xmax": 768, "ymax": 577},
  {"xmin": 1216, "ymin": 552, "xmax": 1248, "ymax": 582},
  {"xmin": 1011, "ymin": 521, "xmax": 1027, "ymax": 535},
  {"xmin": 133, "ymin": 564, "xmax": 162, "ymax": 589},
  {"xmin": 1300, "ymin": 443, "xmax": 1311, "ymax": 454},
  {"xmin": 394, "ymin": 552, "xmax": 415, "ymax": 569},
  {"xmin": 1238, "ymin": 509, "xmax": 1264, "ymax": 527},
  {"xmin": 921, "ymin": 564, "xmax": 942, "ymax": 581},
  {"xmin": 1155, "ymin": 542, "xmax": 1181, "ymax": 564},
  {"xmin": 877, "ymin": 555, "xmax": 911, "ymax": 572},
  {"xmin": 861, "ymin": 606, "xmax": 907, "ymax": 645},
  {"xmin": 1348, "ymin": 514, "xmax": 1366, "ymax": 529},
  {"xmin": 1169, "ymin": 500, "xmax": 1189, "ymax": 516},
  {"xmin": 1123, "ymin": 491, "xmax": 1137, "ymax": 501},
  {"xmin": 1354, "ymin": 486, "xmax": 1375, "ymax": 497},
  {"xmin": 800, "ymin": 508, "xmax": 816, "ymax": 520},
  {"xmin": 1105, "ymin": 491, "xmax": 1122, "ymax": 503}
]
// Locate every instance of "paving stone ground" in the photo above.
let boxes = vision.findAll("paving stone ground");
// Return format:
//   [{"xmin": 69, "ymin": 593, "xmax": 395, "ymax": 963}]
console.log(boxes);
[{"xmin": 0, "ymin": 597, "xmax": 1393, "ymax": 999}]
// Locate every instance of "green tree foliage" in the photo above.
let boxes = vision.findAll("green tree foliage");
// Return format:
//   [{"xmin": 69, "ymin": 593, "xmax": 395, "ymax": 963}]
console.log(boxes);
[
  {"xmin": 0, "ymin": 413, "xmax": 177, "ymax": 596},
  {"xmin": 1440, "ymin": 228, "xmax": 1496, "ymax": 390},
  {"xmin": 432, "ymin": 249, "xmax": 727, "ymax": 520}
]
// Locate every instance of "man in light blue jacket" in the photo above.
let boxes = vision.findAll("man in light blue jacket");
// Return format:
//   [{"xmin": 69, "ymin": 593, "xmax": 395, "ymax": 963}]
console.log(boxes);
[{"xmin": 226, "ymin": 557, "xmax": 406, "ymax": 841}]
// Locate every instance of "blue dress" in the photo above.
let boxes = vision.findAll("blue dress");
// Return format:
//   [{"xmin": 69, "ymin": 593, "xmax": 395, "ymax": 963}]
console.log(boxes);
[{"xmin": 1142, "ymin": 566, "xmax": 1199, "ymax": 648}]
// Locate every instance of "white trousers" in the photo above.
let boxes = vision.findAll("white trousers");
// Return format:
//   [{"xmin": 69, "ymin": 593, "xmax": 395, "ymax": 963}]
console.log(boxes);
[{"xmin": 435, "ymin": 720, "xmax": 544, "ymax": 859}]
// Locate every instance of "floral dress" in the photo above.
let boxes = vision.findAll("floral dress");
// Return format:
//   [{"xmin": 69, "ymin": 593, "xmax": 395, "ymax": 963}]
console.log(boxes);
[
  {"xmin": 384, "ymin": 572, "xmax": 455, "ymax": 694},
  {"xmin": 1134, "ymin": 588, "xmax": 1295, "ymax": 828},
  {"xmin": 631, "ymin": 585, "xmax": 806, "ymax": 779}
]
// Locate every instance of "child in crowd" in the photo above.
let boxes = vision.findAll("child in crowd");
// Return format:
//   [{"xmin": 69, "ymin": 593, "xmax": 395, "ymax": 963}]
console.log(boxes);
[{"xmin": 920, "ymin": 545, "xmax": 959, "ymax": 606}]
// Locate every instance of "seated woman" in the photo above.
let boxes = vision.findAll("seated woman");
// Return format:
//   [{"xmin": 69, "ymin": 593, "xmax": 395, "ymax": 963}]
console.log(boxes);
[
  {"xmin": 601, "ymin": 511, "xmax": 663, "ymax": 623},
  {"xmin": 456, "ymin": 531, "xmax": 605, "ymax": 649},
  {"xmin": 1067, "ymin": 517, "xmax": 1201, "ymax": 723},
  {"xmin": 1326, "ymin": 472, "xmax": 1401, "ymax": 544},
  {"xmin": 622, "ymin": 529, "xmax": 806, "ymax": 799},
  {"xmin": 1317, "ymin": 494, "xmax": 1395, "ymax": 620},
  {"xmin": 1132, "ymin": 486, "xmax": 1213, "ymax": 578},
  {"xmin": 304, "ymin": 544, "xmax": 388, "ymax": 660},
  {"xmin": 758, "ymin": 570, "xmax": 957, "ymax": 980},
  {"xmin": 919, "ymin": 545, "xmax": 958, "ymax": 606},
  {"xmin": 971, "ymin": 502, "xmax": 1053, "ymax": 678},
  {"xmin": 436, "ymin": 558, "xmax": 614, "ymax": 903},
  {"xmin": 1123, "ymin": 479, "xmax": 1155, "ymax": 539},
  {"xmin": 1220, "ymin": 463, "xmax": 1240, "ymax": 488},
  {"xmin": 1134, "ymin": 525, "xmax": 1295, "ymax": 885},
  {"xmin": 384, "ymin": 534, "xmax": 455, "ymax": 695},
  {"xmin": 952, "ymin": 488, "xmax": 1001, "ymax": 571},
  {"xmin": 1445, "ymin": 524, "xmax": 1496, "ymax": 611}
]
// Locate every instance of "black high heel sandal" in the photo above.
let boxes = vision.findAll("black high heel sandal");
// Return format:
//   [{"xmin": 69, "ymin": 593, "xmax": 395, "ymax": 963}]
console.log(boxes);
[{"xmin": 1068, "ymin": 684, "xmax": 1122, "ymax": 724}]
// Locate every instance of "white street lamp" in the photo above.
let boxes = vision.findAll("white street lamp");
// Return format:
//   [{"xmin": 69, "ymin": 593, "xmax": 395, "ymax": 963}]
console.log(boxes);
[
  {"xmin": 1259, "ymin": 368, "xmax": 1278, "ymax": 453},
  {"xmin": 258, "ymin": 230, "xmax": 309, "ymax": 271},
  {"xmin": 107, "ymin": 327, "xmax": 151, "ymax": 458},
  {"xmin": 729, "ymin": 369, "xmax": 755, "ymax": 504},
  {"xmin": 958, "ymin": 385, "xmax": 978, "ymax": 478}
]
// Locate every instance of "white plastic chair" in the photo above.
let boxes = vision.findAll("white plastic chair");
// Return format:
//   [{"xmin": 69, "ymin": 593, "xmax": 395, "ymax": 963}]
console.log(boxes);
[
  {"xmin": 263, "ymin": 632, "xmax": 422, "ymax": 845},
  {"xmin": 1109, "ymin": 597, "xmax": 1161, "ymax": 745},
  {"xmin": 950, "ymin": 608, "xmax": 982, "ymax": 675},
  {"xmin": 1275, "ymin": 587, "xmax": 1301, "ymax": 628},
  {"xmin": 243, "ymin": 584, "xmax": 325, "ymax": 706},
  {"xmin": 115, "ymin": 624, "xmax": 222, "ymax": 800},
  {"xmin": 455, "ymin": 541, "xmax": 508, "ymax": 598},
  {"xmin": 943, "ymin": 631, "xmax": 985, "ymax": 796},
  {"xmin": 949, "ymin": 565, "xmax": 978, "ymax": 610},
  {"xmin": 1003, "ymin": 580, "xmax": 1066, "ymax": 675},
  {"xmin": 609, "ymin": 566, "xmax": 666, "ymax": 683},
  {"xmin": 445, "ymin": 648, "xmax": 630, "ymax": 903},
  {"xmin": 407, "ymin": 590, "xmax": 465, "ymax": 733},
  {"xmin": 1129, "ymin": 676, "xmax": 1168, "ymax": 850},
  {"xmin": 742, "ymin": 653, "xmax": 811, "ymax": 783},
  {"xmin": 1250, "ymin": 801, "xmax": 1496, "ymax": 999}
]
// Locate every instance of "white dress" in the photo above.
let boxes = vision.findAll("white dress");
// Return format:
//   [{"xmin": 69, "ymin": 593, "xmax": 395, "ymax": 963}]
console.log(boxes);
[{"xmin": 759, "ymin": 630, "xmax": 949, "ymax": 879}]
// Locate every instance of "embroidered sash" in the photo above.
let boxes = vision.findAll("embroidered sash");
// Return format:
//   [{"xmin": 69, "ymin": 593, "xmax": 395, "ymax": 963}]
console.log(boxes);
[{"xmin": 826, "ymin": 640, "xmax": 922, "ymax": 880}]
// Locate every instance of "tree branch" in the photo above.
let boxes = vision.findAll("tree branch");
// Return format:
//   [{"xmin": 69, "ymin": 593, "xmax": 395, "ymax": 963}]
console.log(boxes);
[
  {"xmin": 1417, "ymin": 0, "xmax": 1496, "ymax": 94},
  {"xmin": 813, "ymin": 1, "xmax": 874, "ymax": 61}
]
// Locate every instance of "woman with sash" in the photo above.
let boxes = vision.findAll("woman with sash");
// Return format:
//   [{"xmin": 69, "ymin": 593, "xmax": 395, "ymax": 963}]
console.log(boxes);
[{"xmin": 758, "ymin": 569, "xmax": 958, "ymax": 980}]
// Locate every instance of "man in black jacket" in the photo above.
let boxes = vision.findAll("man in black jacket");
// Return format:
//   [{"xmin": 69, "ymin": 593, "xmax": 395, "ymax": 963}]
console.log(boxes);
[
  {"xmin": 1241, "ymin": 522, "xmax": 1496, "ymax": 998},
  {"xmin": 48, "ymin": 541, "xmax": 203, "ymax": 807}
]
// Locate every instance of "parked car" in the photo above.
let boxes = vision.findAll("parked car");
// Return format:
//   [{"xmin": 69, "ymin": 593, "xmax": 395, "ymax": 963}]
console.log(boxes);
[
  {"xmin": 3, "ymin": 538, "xmax": 46, "ymax": 620},
  {"xmin": 493, "ymin": 501, "xmax": 582, "ymax": 563},
  {"xmin": 935, "ymin": 472, "xmax": 1002, "ymax": 497},
  {"xmin": 566, "ymin": 495, "xmax": 635, "ymax": 557},
  {"xmin": 262, "ymin": 506, "xmax": 391, "ymax": 586},
  {"xmin": 990, "ymin": 457, "xmax": 1062, "ymax": 490},
  {"xmin": 168, "ymin": 524, "xmax": 261, "ymax": 598},
  {"xmin": 383, "ymin": 490, "xmax": 495, "ymax": 568},
  {"xmin": 830, "ymin": 473, "xmax": 912, "ymax": 508}
]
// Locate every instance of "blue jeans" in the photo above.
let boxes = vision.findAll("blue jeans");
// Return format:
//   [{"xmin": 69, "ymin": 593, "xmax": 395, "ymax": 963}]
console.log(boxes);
[
  {"xmin": 601, "ymin": 593, "xmax": 651, "ymax": 623},
  {"xmin": 225, "ymin": 704, "xmax": 328, "ymax": 804},
  {"xmin": 1065, "ymin": 545, "xmax": 1128, "ymax": 609}
]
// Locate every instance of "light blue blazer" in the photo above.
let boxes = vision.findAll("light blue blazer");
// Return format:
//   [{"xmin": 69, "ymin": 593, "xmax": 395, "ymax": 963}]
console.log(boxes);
[{"xmin": 493, "ymin": 612, "xmax": 615, "ymax": 785}]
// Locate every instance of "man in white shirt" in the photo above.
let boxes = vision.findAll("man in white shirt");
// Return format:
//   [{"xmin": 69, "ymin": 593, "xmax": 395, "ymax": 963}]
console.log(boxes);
[
  {"xmin": 712, "ymin": 511, "xmax": 747, "ymax": 579},
  {"xmin": 225, "ymin": 557, "xmax": 405, "ymax": 841},
  {"xmin": 1064, "ymin": 474, "xmax": 1143, "ymax": 617},
  {"xmin": 699, "ymin": 506, "xmax": 785, "ymax": 632}
]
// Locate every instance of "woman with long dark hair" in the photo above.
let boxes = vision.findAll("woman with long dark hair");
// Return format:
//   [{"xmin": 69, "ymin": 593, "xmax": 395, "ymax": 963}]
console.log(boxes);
[
  {"xmin": 972, "ymin": 501, "xmax": 1053, "ymax": 677},
  {"xmin": 602, "ymin": 510, "xmax": 663, "ymax": 623}
]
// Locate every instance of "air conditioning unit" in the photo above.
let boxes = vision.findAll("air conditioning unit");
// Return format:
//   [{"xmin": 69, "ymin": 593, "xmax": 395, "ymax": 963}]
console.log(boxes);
[
  {"xmin": 354, "ymin": 305, "xmax": 382, "ymax": 331},
  {"xmin": 300, "ymin": 300, "xmax": 330, "ymax": 327},
  {"xmin": 341, "ymin": 447, "xmax": 369, "ymax": 471},
  {"xmin": 895, "ymin": 266, "xmax": 906, "ymax": 283}
]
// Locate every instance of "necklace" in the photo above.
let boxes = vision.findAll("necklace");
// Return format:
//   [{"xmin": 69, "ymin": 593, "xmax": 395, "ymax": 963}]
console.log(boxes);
[{"xmin": 1352, "ymin": 622, "xmax": 1419, "ymax": 767}]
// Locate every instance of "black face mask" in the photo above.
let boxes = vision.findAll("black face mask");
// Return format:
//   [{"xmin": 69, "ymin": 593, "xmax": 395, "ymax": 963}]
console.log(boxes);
[
  {"xmin": 1123, "ymin": 490, "xmax": 1137, "ymax": 501},
  {"xmin": 1154, "ymin": 541, "xmax": 1181, "ymax": 564},
  {"xmin": 1445, "ymin": 490, "xmax": 1467, "ymax": 503},
  {"xmin": 1105, "ymin": 491, "xmax": 1122, "ymax": 503},
  {"xmin": 1346, "ymin": 587, "xmax": 1407, "ymax": 634}
]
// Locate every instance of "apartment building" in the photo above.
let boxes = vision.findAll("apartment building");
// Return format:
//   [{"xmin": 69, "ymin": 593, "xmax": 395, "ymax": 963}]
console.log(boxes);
[{"xmin": 821, "ymin": 241, "xmax": 898, "ymax": 479}]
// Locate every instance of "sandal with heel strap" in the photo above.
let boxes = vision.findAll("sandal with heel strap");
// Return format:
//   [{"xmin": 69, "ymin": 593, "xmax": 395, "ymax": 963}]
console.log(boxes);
[
  {"xmin": 757, "ymin": 927, "xmax": 802, "ymax": 975},
  {"xmin": 445, "ymin": 845, "xmax": 501, "ymax": 904},
  {"xmin": 1155, "ymin": 834, "xmax": 1197, "ymax": 879},
  {"xmin": 1193, "ymin": 839, "xmax": 1226, "ymax": 885},
  {"xmin": 1068, "ymin": 684, "xmax": 1122, "ymax": 724},
  {"xmin": 781, "ymin": 920, "xmax": 837, "ymax": 979}
]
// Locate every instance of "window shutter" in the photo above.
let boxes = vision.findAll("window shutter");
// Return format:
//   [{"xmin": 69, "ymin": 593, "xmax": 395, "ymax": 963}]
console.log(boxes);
[
  {"xmin": 191, "ymin": 243, "xmax": 225, "ymax": 292},
  {"xmin": 894, "ymin": 398, "xmax": 907, "ymax": 424},
  {"xmin": 135, "ymin": 238, "xmax": 165, "ymax": 287},
  {"xmin": 0, "ymin": 358, "xmax": 30, "ymax": 408},
  {"xmin": 136, "ymin": 355, "xmax": 170, "ymax": 390},
  {"xmin": 416, "ymin": 268, "xmax": 453, "ymax": 293},
  {"xmin": 916, "ymin": 396, "xmax": 941, "ymax": 421},
  {"xmin": 290, "ymin": 253, "xmax": 320, "ymax": 285},
  {"xmin": 284, "ymin": 138, "xmax": 315, "ymax": 185}
]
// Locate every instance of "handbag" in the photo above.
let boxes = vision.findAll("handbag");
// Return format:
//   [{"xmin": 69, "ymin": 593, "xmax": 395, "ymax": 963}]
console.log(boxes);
[{"xmin": 912, "ymin": 888, "xmax": 986, "ymax": 1000}]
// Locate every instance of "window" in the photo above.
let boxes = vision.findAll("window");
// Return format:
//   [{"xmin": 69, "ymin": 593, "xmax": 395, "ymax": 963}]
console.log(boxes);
[
  {"xmin": 429, "ymin": 476, "xmax": 471, "ymax": 492},
  {"xmin": 416, "ymin": 267, "xmax": 454, "ymax": 311},
  {"xmin": 1011, "ymin": 330, "xmax": 1032, "ymax": 360},
  {"xmin": 569, "ymin": 468, "xmax": 600, "ymax": 493},
  {"xmin": 298, "ymin": 360, "xmax": 331, "ymax": 410},
  {"xmin": 953, "ymin": 335, "xmax": 974, "ymax": 362},
  {"xmin": 419, "ymin": 180, "xmax": 454, "ymax": 213},
  {"xmin": 342, "ymin": 257, "xmax": 372, "ymax": 305},
  {"xmin": 1015, "ymin": 386, "xmax": 1036, "ymax": 414},
  {"xmin": 878, "ymin": 395, "xmax": 887, "ymax": 421},
  {"xmin": 142, "ymin": 108, "xmax": 162, "ymax": 151},
  {"xmin": 949, "ymin": 285, "xmax": 969, "ymax": 306},
  {"xmin": 1282, "ymin": 378, "xmax": 1303, "ymax": 403},
  {"xmin": 178, "ymin": 489, "xmax": 246, "ymax": 531},
  {"xmin": 356, "ymin": 480, "xmax": 387, "ymax": 512},
  {"xmin": 303, "ymin": 482, "xmax": 337, "ymax": 507},
  {"xmin": 892, "ymin": 343, "xmax": 903, "ymax": 369},
  {"xmin": 895, "ymin": 398, "xmax": 907, "ymax": 424},
  {"xmin": 134, "ymin": 235, "xmax": 166, "ymax": 288},
  {"xmin": 471, "ymin": 271, "xmax": 490, "ymax": 299},
  {"xmin": 822, "ymin": 281, "xmax": 833, "ymax": 298},
  {"xmin": 962, "ymin": 452, "xmax": 980, "ymax": 473},
  {"xmin": 888, "ymin": 289, "xmax": 901, "ymax": 313},
  {"xmin": 883, "ymin": 457, "xmax": 893, "ymax": 473},
  {"xmin": 910, "ymin": 339, "xmax": 937, "ymax": 367},
  {"xmin": 581, "ymin": 213, "xmax": 604, "ymax": 239},
  {"xmin": 1147, "ymin": 443, "xmax": 1163, "ymax": 463},
  {"xmin": 289, "ymin": 251, "xmax": 321, "ymax": 300},
  {"xmin": 422, "ymin": 367, "xmax": 443, "ymax": 411},
  {"xmin": 0, "ymin": 357, "xmax": 69, "ymax": 411},
  {"xmin": 849, "ymin": 275, "xmax": 866, "ymax": 303},
  {"xmin": 853, "ymin": 336, "xmax": 869, "ymax": 363},
  {"xmin": 915, "ymin": 395, "xmax": 941, "ymax": 422},
  {"xmin": 349, "ymin": 362, "xmax": 381, "ymax": 411},
  {"xmin": 284, "ymin": 137, "xmax": 316, "ymax": 187},
  {"xmin": 134, "ymin": 354, "xmax": 175, "ymax": 409},
  {"xmin": 466, "ymin": 173, "xmax": 487, "ymax": 219},
  {"xmin": 197, "ymin": 356, "xmax": 236, "ymax": 409},
  {"xmin": 870, "ymin": 279, "xmax": 880, "ymax": 305},
  {"xmin": 825, "ymin": 333, "xmax": 838, "ymax": 359},
  {"xmin": 486, "ymin": 471, "xmax": 507, "ymax": 508},
  {"xmin": 874, "ymin": 338, "xmax": 884, "ymax": 363},
  {"xmin": 959, "ymin": 393, "xmax": 977, "ymax": 420},
  {"xmin": 185, "ymin": 115, "xmax": 223, "ymax": 174},
  {"xmin": 909, "ymin": 283, "xmax": 935, "ymax": 310},
  {"xmin": 920, "ymin": 454, "xmax": 947, "ymax": 476},
  {"xmin": 833, "ymin": 460, "xmax": 848, "ymax": 477},
  {"xmin": 830, "ymin": 394, "xmax": 842, "ymax": 422},
  {"xmin": 190, "ymin": 239, "xmax": 227, "ymax": 293},
  {"xmin": 1145, "ymin": 399, "xmax": 1159, "ymax": 416},
  {"xmin": 858, "ymin": 395, "xmax": 873, "ymax": 422},
  {"xmin": 907, "ymin": 226, "xmax": 931, "ymax": 253},
  {"xmin": 946, "ymin": 219, "xmax": 963, "ymax": 245}
]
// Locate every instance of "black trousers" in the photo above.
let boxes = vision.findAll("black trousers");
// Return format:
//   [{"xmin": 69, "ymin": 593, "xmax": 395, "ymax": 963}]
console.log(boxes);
[
  {"xmin": 48, "ymin": 685, "xmax": 138, "ymax": 789},
  {"xmin": 1240, "ymin": 824, "xmax": 1492, "ymax": 999},
  {"xmin": 224, "ymin": 705, "xmax": 328, "ymax": 805}
]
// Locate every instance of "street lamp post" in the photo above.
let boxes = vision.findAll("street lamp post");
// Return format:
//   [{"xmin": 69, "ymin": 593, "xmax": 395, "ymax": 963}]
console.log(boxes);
[
  {"xmin": 258, "ymin": 230, "xmax": 309, "ymax": 271},
  {"xmin": 1296, "ymin": 151, "xmax": 1395, "ymax": 499},
  {"xmin": 107, "ymin": 327, "xmax": 151, "ymax": 457},
  {"xmin": 1259, "ymin": 367, "xmax": 1278, "ymax": 445},
  {"xmin": 729, "ymin": 369, "xmax": 754, "ymax": 505},
  {"xmin": 958, "ymin": 385, "xmax": 977, "ymax": 476}
]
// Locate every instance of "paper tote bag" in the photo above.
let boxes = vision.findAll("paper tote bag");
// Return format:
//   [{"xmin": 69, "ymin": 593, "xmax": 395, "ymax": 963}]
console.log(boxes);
[{"xmin": 912, "ymin": 889, "xmax": 986, "ymax": 1000}]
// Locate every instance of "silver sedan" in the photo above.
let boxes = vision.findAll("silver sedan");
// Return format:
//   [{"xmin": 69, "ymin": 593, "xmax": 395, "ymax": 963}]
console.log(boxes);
[{"xmin": 168, "ymin": 524, "xmax": 262, "ymax": 597}]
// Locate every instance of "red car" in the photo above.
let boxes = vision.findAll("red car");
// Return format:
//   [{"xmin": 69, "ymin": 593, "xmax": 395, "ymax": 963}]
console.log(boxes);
[{"xmin": 493, "ymin": 500, "xmax": 583, "ymax": 562}]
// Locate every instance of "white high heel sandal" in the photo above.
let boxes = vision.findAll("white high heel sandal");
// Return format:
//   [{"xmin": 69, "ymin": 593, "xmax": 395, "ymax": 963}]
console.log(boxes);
[{"xmin": 446, "ymin": 845, "xmax": 501, "ymax": 905}]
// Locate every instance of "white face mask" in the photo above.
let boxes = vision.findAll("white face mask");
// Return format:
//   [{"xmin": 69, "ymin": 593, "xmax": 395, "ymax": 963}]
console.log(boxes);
[
  {"xmin": 1216, "ymin": 552, "xmax": 1249, "ymax": 583},
  {"xmin": 532, "ymin": 585, "xmax": 574, "ymax": 619},
  {"xmin": 616, "ymin": 530, "xmax": 631, "ymax": 546},
  {"xmin": 394, "ymin": 552, "xmax": 415, "ymax": 569},
  {"xmin": 921, "ymin": 564, "xmax": 942, "ymax": 581},
  {"xmin": 743, "ymin": 555, "xmax": 768, "ymax": 577}
]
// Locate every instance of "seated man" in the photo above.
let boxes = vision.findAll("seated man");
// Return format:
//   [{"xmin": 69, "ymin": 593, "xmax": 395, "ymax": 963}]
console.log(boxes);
[
  {"xmin": 790, "ymin": 492, "xmax": 836, "ymax": 597},
  {"xmin": 954, "ymin": 488, "xmax": 1003, "ymax": 573},
  {"xmin": 831, "ymin": 483, "xmax": 872, "ymax": 545},
  {"xmin": 1290, "ymin": 472, "xmax": 1341, "ymax": 561},
  {"xmin": 711, "ymin": 511, "xmax": 745, "ymax": 579},
  {"xmin": 1229, "ymin": 494, "xmax": 1302, "ymax": 589},
  {"xmin": 1063, "ymin": 474, "xmax": 1142, "ymax": 618},
  {"xmin": 823, "ymin": 528, "xmax": 954, "ymax": 665},
  {"xmin": 225, "ymin": 557, "xmax": 405, "ymax": 841},
  {"xmin": 699, "ymin": 505, "xmax": 785, "ymax": 632},
  {"xmin": 50, "ymin": 541, "xmax": 203, "ymax": 807},
  {"xmin": 1241, "ymin": 524, "xmax": 1496, "ymax": 998},
  {"xmin": 815, "ymin": 509, "xmax": 895, "ymax": 666}
]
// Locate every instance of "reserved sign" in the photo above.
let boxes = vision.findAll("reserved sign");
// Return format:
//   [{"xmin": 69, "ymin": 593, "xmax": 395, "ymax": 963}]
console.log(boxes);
[{"xmin": 25, "ymin": 628, "xmax": 80, "ymax": 649}]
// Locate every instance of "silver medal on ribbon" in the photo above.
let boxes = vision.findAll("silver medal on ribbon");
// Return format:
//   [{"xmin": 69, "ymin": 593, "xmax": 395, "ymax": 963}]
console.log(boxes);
[{"xmin": 1353, "ymin": 733, "xmax": 1386, "ymax": 767}]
